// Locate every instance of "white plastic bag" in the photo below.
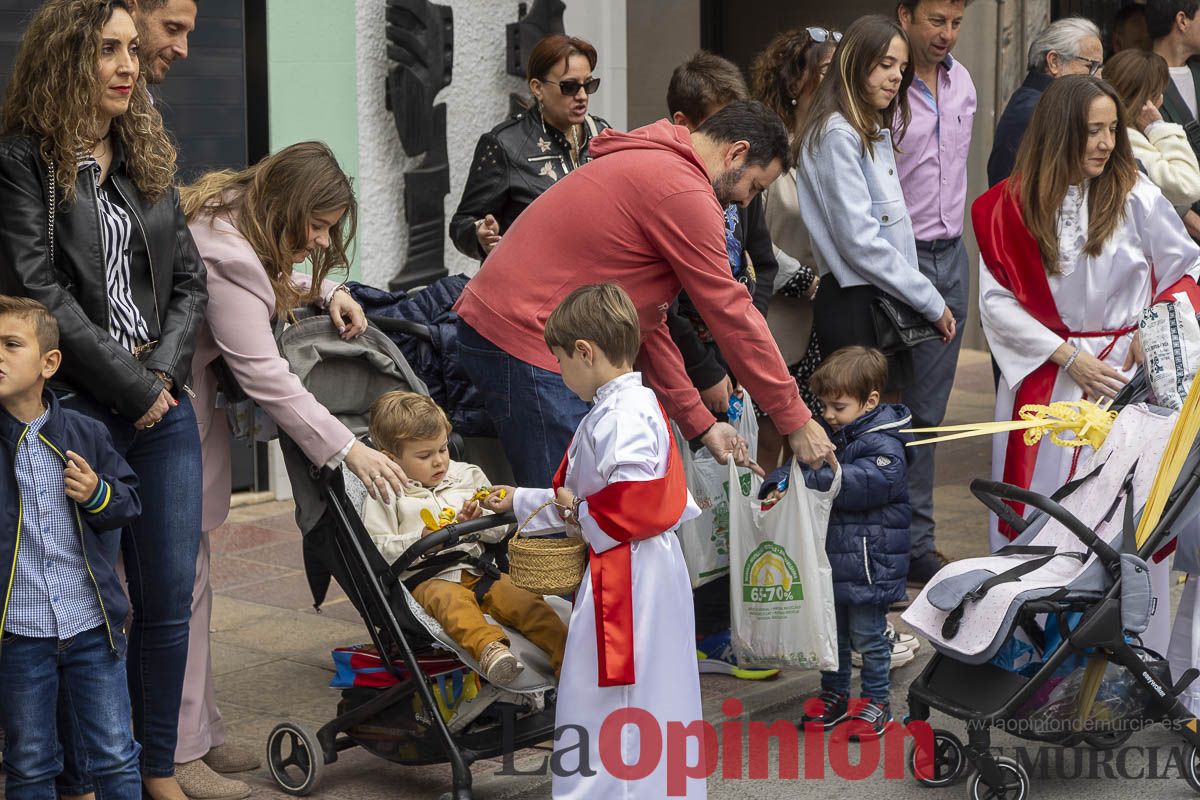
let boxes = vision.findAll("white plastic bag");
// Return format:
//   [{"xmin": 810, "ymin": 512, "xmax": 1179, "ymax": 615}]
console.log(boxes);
[
  {"xmin": 728, "ymin": 458, "xmax": 839, "ymax": 670},
  {"xmin": 673, "ymin": 392, "xmax": 760, "ymax": 588},
  {"xmin": 1141, "ymin": 293, "xmax": 1200, "ymax": 410}
]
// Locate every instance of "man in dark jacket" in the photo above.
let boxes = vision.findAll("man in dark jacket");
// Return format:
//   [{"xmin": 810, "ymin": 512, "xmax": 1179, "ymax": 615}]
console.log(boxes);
[
  {"xmin": 760, "ymin": 347, "xmax": 912, "ymax": 737},
  {"xmin": 1150, "ymin": 0, "xmax": 1200, "ymax": 240},
  {"xmin": 0, "ymin": 297, "xmax": 142, "ymax": 800},
  {"xmin": 987, "ymin": 17, "xmax": 1104, "ymax": 186}
]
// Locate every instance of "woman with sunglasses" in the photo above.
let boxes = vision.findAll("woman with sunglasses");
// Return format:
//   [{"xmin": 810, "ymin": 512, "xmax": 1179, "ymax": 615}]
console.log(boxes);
[
  {"xmin": 449, "ymin": 33, "xmax": 609, "ymax": 260},
  {"xmin": 750, "ymin": 25, "xmax": 839, "ymax": 467}
]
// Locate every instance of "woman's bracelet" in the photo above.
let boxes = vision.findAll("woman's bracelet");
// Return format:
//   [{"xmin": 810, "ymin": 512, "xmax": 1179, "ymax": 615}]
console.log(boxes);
[{"xmin": 1062, "ymin": 345, "xmax": 1082, "ymax": 372}]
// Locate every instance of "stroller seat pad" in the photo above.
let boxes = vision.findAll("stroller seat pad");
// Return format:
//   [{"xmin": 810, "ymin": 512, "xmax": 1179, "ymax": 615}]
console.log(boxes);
[
  {"xmin": 345, "ymin": 468, "xmax": 566, "ymax": 692},
  {"xmin": 901, "ymin": 404, "xmax": 1176, "ymax": 664}
]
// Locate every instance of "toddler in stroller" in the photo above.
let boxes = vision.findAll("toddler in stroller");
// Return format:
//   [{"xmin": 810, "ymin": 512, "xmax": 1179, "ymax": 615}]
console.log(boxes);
[
  {"xmin": 360, "ymin": 390, "xmax": 567, "ymax": 684},
  {"xmin": 262, "ymin": 311, "xmax": 566, "ymax": 800}
]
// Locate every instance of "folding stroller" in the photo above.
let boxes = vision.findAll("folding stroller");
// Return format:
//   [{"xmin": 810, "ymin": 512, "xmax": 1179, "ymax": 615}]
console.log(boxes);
[
  {"xmin": 259, "ymin": 312, "xmax": 562, "ymax": 800},
  {"xmin": 901, "ymin": 393, "xmax": 1200, "ymax": 800}
]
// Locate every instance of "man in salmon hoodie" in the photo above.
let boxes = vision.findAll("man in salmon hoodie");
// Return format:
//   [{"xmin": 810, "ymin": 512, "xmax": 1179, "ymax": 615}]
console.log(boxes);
[{"xmin": 455, "ymin": 100, "xmax": 836, "ymax": 484}]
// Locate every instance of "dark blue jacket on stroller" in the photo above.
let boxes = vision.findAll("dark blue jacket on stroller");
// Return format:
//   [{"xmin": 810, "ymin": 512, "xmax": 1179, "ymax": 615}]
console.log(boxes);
[
  {"xmin": 348, "ymin": 277, "xmax": 492, "ymax": 437},
  {"xmin": 761, "ymin": 403, "xmax": 913, "ymax": 606}
]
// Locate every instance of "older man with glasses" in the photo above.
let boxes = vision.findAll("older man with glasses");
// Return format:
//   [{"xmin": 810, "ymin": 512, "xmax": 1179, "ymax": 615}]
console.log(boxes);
[{"xmin": 987, "ymin": 17, "xmax": 1103, "ymax": 187}]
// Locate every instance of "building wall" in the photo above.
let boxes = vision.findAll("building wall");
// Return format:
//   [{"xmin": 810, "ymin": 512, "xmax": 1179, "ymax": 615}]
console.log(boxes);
[
  {"xmin": 626, "ymin": 0, "xmax": 701, "ymax": 127},
  {"xmin": 268, "ymin": 0, "xmax": 361, "ymax": 277},
  {"xmin": 355, "ymin": 0, "xmax": 629, "ymax": 288},
  {"xmin": 566, "ymin": 0, "xmax": 629, "ymax": 131}
]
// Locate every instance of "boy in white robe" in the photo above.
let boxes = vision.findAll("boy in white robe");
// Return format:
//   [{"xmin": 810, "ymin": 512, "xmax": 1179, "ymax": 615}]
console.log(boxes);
[{"xmin": 486, "ymin": 284, "xmax": 707, "ymax": 799}]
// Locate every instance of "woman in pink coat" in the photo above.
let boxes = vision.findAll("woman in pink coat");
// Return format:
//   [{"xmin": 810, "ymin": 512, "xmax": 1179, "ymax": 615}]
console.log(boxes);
[{"xmin": 173, "ymin": 142, "xmax": 407, "ymax": 797}]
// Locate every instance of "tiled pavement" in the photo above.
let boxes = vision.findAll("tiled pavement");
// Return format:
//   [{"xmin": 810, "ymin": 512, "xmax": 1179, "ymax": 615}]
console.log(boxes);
[{"xmin": 0, "ymin": 350, "xmax": 1002, "ymax": 800}]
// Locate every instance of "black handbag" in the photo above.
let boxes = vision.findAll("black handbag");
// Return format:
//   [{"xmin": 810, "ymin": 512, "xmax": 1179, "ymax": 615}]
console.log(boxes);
[{"xmin": 872, "ymin": 293, "xmax": 941, "ymax": 354}]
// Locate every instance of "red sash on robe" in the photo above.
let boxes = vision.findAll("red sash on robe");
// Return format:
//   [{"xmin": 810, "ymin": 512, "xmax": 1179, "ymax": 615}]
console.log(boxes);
[
  {"xmin": 973, "ymin": 181, "xmax": 1199, "ymax": 553},
  {"xmin": 551, "ymin": 403, "xmax": 688, "ymax": 687}
]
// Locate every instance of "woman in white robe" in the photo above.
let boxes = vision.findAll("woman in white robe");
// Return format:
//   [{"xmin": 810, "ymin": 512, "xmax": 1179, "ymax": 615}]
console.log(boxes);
[
  {"xmin": 504, "ymin": 371, "xmax": 706, "ymax": 799},
  {"xmin": 980, "ymin": 176, "xmax": 1200, "ymax": 550},
  {"xmin": 975, "ymin": 76, "xmax": 1200, "ymax": 654}
]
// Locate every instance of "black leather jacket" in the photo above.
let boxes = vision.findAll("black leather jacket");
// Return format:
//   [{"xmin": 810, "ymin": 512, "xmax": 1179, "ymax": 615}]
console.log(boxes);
[
  {"xmin": 449, "ymin": 107, "xmax": 609, "ymax": 260},
  {"xmin": 0, "ymin": 133, "xmax": 207, "ymax": 420}
]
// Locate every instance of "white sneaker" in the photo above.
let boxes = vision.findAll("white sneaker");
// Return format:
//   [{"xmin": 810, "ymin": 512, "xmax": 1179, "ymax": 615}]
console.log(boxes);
[
  {"xmin": 479, "ymin": 641, "xmax": 524, "ymax": 685},
  {"xmin": 887, "ymin": 623, "xmax": 920, "ymax": 654},
  {"xmin": 851, "ymin": 640, "xmax": 915, "ymax": 670}
]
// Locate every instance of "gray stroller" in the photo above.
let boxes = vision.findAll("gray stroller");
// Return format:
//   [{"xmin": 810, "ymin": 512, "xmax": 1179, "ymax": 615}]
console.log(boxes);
[
  {"xmin": 900, "ymin": 392, "xmax": 1200, "ymax": 800},
  {"xmin": 260, "ymin": 310, "xmax": 564, "ymax": 800}
]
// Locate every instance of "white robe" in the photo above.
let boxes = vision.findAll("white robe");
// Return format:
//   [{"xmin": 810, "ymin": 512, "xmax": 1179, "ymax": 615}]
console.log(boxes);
[
  {"xmin": 980, "ymin": 176, "xmax": 1200, "ymax": 653},
  {"xmin": 513, "ymin": 372, "xmax": 705, "ymax": 799}
]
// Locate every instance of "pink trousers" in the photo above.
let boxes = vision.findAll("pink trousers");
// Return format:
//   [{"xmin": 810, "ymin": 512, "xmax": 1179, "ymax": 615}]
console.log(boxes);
[{"xmin": 176, "ymin": 531, "xmax": 224, "ymax": 763}]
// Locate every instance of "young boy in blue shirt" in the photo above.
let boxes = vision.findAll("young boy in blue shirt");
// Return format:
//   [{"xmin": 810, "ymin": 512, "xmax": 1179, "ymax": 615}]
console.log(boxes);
[
  {"xmin": 0, "ymin": 296, "xmax": 142, "ymax": 800},
  {"xmin": 760, "ymin": 346, "xmax": 914, "ymax": 736}
]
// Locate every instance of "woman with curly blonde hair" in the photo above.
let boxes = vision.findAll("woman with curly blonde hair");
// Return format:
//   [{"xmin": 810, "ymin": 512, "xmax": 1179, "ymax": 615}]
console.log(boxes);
[
  {"xmin": 175, "ymin": 142, "xmax": 406, "ymax": 788},
  {"xmin": 0, "ymin": 3, "xmax": 206, "ymax": 799}
]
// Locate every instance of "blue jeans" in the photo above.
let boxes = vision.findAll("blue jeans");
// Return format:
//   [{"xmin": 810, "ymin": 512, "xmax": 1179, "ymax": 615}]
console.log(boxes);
[
  {"xmin": 904, "ymin": 238, "xmax": 969, "ymax": 561},
  {"xmin": 57, "ymin": 391, "xmax": 203, "ymax": 782},
  {"xmin": 0, "ymin": 625, "xmax": 140, "ymax": 800},
  {"xmin": 457, "ymin": 321, "xmax": 590, "ymax": 486},
  {"xmin": 822, "ymin": 603, "xmax": 891, "ymax": 704}
]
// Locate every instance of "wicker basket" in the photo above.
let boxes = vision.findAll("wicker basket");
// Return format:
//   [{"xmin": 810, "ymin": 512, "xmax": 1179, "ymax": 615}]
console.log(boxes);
[{"xmin": 507, "ymin": 536, "xmax": 587, "ymax": 596}]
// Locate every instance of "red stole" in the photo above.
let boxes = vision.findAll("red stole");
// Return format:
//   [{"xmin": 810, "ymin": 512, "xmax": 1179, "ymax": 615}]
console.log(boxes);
[
  {"xmin": 551, "ymin": 403, "xmax": 688, "ymax": 687},
  {"xmin": 973, "ymin": 180, "xmax": 1199, "ymax": 551}
]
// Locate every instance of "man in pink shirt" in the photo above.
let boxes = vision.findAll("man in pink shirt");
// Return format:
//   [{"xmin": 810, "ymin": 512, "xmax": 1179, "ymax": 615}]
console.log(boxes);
[
  {"xmin": 896, "ymin": 0, "xmax": 977, "ymax": 586},
  {"xmin": 454, "ymin": 101, "xmax": 834, "ymax": 486}
]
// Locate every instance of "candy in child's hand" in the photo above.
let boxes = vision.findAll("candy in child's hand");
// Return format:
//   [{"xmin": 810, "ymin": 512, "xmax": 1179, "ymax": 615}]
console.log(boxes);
[
  {"xmin": 420, "ymin": 508, "xmax": 440, "ymax": 530},
  {"xmin": 471, "ymin": 487, "xmax": 493, "ymax": 501}
]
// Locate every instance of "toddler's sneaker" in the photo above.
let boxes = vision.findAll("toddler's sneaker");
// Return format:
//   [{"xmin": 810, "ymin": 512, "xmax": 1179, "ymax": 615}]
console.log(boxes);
[
  {"xmin": 843, "ymin": 700, "xmax": 894, "ymax": 740},
  {"xmin": 480, "ymin": 641, "xmax": 524, "ymax": 685},
  {"xmin": 696, "ymin": 629, "xmax": 780, "ymax": 680},
  {"xmin": 887, "ymin": 623, "xmax": 920, "ymax": 654},
  {"xmin": 799, "ymin": 689, "xmax": 850, "ymax": 728},
  {"xmin": 851, "ymin": 639, "xmax": 915, "ymax": 669}
]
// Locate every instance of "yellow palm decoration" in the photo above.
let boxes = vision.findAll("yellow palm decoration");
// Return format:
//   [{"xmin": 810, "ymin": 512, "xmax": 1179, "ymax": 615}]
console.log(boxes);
[{"xmin": 904, "ymin": 399, "xmax": 1116, "ymax": 450}]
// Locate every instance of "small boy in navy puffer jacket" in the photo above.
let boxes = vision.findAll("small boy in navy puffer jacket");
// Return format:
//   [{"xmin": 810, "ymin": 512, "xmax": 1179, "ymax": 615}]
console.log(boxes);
[{"xmin": 759, "ymin": 346, "xmax": 911, "ymax": 737}]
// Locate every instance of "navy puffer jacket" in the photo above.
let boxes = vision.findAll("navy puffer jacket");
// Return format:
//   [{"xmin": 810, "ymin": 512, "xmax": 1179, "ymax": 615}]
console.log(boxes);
[{"xmin": 761, "ymin": 403, "xmax": 912, "ymax": 605}]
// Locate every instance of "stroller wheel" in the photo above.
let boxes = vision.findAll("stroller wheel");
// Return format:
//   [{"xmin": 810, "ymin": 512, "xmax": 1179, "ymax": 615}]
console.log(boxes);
[
  {"xmin": 1185, "ymin": 745, "xmax": 1200, "ymax": 794},
  {"xmin": 909, "ymin": 729, "xmax": 967, "ymax": 787},
  {"xmin": 267, "ymin": 721, "xmax": 326, "ymax": 796},
  {"xmin": 967, "ymin": 756, "xmax": 1029, "ymax": 800}
]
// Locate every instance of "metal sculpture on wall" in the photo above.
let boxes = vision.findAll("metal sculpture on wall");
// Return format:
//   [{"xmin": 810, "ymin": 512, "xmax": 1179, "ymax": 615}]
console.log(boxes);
[
  {"xmin": 505, "ymin": 0, "xmax": 566, "ymax": 119},
  {"xmin": 385, "ymin": 0, "xmax": 453, "ymax": 290}
]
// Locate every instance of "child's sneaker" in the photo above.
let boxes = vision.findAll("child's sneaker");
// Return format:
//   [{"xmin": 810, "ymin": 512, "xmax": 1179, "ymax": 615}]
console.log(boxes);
[
  {"xmin": 799, "ymin": 689, "xmax": 850, "ymax": 727},
  {"xmin": 696, "ymin": 630, "xmax": 780, "ymax": 680},
  {"xmin": 887, "ymin": 623, "xmax": 920, "ymax": 654},
  {"xmin": 851, "ymin": 639, "xmax": 915, "ymax": 669},
  {"xmin": 479, "ymin": 641, "xmax": 524, "ymax": 684},
  {"xmin": 843, "ymin": 700, "xmax": 893, "ymax": 740}
]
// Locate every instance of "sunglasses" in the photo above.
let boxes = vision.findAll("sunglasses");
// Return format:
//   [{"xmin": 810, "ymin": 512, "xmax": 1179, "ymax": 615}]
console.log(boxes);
[
  {"xmin": 544, "ymin": 77, "xmax": 602, "ymax": 96},
  {"xmin": 807, "ymin": 27, "xmax": 842, "ymax": 44}
]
